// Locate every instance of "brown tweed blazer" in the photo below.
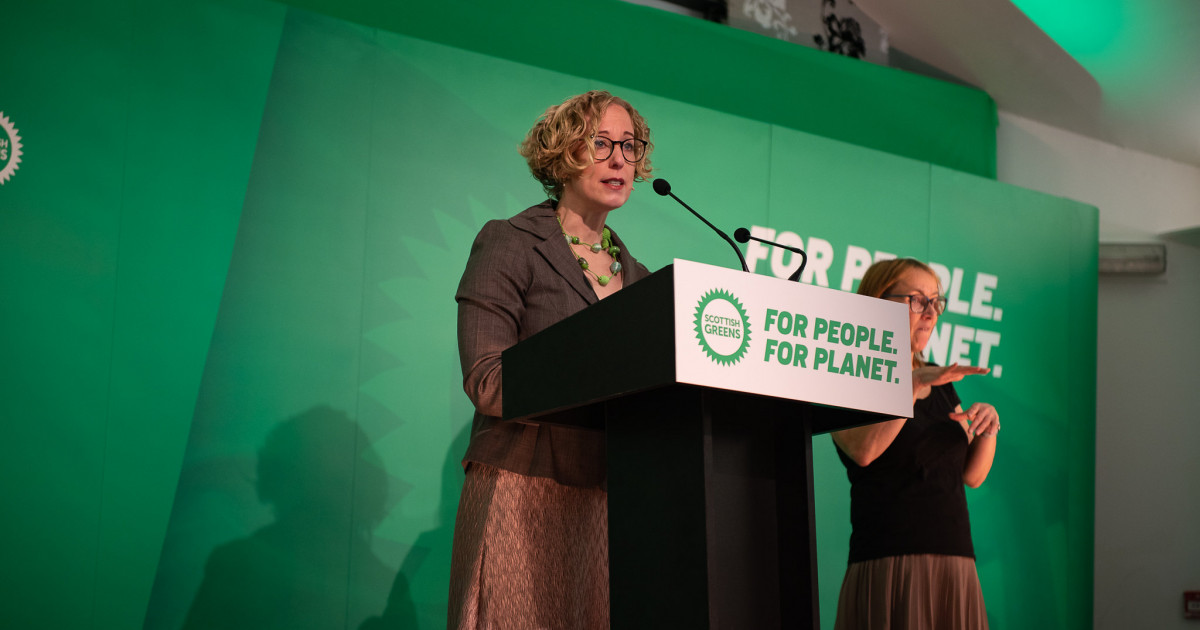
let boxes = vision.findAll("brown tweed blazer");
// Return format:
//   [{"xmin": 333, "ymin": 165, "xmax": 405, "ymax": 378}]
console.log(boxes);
[{"xmin": 455, "ymin": 200, "xmax": 652, "ymax": 488}]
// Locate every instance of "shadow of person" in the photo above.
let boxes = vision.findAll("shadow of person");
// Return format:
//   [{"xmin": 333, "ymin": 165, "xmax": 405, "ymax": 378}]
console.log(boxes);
[
  {"xmin": 182, "ymin": 405, "xmax": 405, "ymax": 630},
  {"xmin": 358, "ymin": 570, "xmax": 417, "ymax": 630},
  {"xmin": 361, "ymin": 421, "xmax": 470, "ymax": 629}
]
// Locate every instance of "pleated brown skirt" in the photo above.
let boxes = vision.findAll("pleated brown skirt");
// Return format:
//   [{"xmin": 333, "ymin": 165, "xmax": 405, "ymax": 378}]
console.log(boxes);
[
  {"xmin": 833, "ymin": 554, "xmax": 988, "ymax": 630},
  {"xmin": 447, "ymin": 463, "xmax": 609, "ymax": 630}
]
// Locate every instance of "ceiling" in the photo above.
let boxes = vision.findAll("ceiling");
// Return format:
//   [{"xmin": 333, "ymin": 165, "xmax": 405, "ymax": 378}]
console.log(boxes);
[
  {"xmin": 631, "ymin": 0, "xmax": 1200, "ymax": 240},
  {"xmin": 851, "ymin": 0, "xmax": 1200, "ymax": 170}
]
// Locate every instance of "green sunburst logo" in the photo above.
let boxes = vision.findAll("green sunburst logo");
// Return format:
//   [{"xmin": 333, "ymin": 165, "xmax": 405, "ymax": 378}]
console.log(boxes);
[{"xmin": 693, "ymin": 289, "xmax": 751, "ymax": 365}]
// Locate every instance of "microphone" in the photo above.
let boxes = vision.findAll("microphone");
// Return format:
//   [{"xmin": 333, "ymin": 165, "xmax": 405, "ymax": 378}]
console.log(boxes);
[
  {"xmin": 734, "ymin": 227, "xmax": 807, "ymax": 283},
  {"xmin": 652, "ymin": 179, "xmax": 748, "ymax": 273}
]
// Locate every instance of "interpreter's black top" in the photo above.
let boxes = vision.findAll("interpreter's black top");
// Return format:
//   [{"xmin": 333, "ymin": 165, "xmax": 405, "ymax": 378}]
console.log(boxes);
[{"xmin": 836, "ymin": 380, "xmax": 975, "ymax": 563}]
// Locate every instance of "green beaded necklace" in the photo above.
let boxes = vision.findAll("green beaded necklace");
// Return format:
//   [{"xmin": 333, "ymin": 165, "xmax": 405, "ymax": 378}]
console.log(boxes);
[{"xmin": 557, "ymin": 213, "xmax": 623, "ymax": 286}]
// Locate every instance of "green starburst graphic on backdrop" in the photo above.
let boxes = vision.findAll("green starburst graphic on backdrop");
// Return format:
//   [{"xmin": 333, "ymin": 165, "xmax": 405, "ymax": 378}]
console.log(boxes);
[{"xmin": 355, "ymin": 195, "xmax": 521, "ymax": 623}]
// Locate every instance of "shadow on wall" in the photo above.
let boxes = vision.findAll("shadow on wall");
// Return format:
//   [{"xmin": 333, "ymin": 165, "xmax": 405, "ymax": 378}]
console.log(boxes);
[
  {"xmin": 367, "ymin": 421, "xmax": 471, "ymax": 629},
  {"xmin": 181, "ymin": 405, "xmax": 416, "ymax": 630}
]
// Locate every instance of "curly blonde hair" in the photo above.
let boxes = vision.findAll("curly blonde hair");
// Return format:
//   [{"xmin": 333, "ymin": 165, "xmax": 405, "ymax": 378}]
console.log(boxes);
[{"xmin": 519, "ymin": 90, "xmax": 653, "ymax": 199}]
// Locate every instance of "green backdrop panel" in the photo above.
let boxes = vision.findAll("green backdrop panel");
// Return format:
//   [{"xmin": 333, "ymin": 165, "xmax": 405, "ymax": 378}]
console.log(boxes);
[
  {"xmin": 143, "ymin": 11, "xmax": 380, "ymax": 629},
  {"xmin": 97, "ymin": 2, "xmax": 286, "ymax": 628},
  {"xmin": 764, "ymin": 127, "xmax": 933, "ymax": 287},
  {"xmin": 0, "ymin": 1, "xmax": 284, "ymax": 628},
  {"xmin": 0, "ymin": 1, "xmax": 125, "ymax": 623},
  {"xmin": 928, "ymin": 166, "xmax": 1097, "ymax": 629},
  {"xmin": 284, "ymin": 0, "xmax": 998, "ymax": 179}
]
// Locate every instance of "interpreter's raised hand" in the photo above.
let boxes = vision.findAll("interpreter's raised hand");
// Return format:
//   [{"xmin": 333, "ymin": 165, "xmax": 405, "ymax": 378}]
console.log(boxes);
[
  {"xmin": 950, "ymin": 402, "xmax": 1000, "ymax": 438},
  {"xmin": 912, "ymin": 363, "xmax": 990, "ymax": 401}
]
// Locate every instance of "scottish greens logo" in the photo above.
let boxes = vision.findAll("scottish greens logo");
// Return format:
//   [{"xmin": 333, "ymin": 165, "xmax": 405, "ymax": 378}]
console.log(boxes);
[
  {"xmin": 0, "ymin": 112, "xmax": 23, "ymax": 186},
  {"xmin": 693, "ymin": 289, "xmax": 751, "ymax": 365}
]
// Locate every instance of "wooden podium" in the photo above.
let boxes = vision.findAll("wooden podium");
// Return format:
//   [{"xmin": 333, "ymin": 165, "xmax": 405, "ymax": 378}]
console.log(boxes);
[{"xmin": 503, "ymin": 261, "xmax": 911, "ymax": 629}]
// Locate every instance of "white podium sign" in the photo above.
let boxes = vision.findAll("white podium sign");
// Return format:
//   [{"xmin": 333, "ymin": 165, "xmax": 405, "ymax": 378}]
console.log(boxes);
[{"xmin": 672, "ymin": 259, "xmax": 913, "ymax": 418}]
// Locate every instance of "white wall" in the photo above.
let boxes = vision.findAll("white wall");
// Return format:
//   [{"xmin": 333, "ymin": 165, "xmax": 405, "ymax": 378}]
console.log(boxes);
[
  {"xmin": 997, "ymin": 111, "xmax": 1200, "ymax": 630},
  {"xmin": 997, "ymin": 112, "xmax": 1200, "ymax": 238}
]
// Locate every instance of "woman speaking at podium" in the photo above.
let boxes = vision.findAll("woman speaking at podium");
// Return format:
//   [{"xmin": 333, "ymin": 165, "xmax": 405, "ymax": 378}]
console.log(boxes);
[
  {"xmin": 447, "ymin": 91, "xmax": 654, "ymax": 629},
  {"xmin": 830, "ymin": 258, "xmax": 999, "ymax": 630}
]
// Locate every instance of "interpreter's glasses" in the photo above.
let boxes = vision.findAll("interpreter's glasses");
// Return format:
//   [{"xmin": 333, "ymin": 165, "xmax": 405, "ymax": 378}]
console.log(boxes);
[
  {"xmin": 883, "ymin": 293, "xmax": 949, "ymax": 315},
  {"xmin": 592, "ymin": 136, "xmax": 649, "ymax": 163}
]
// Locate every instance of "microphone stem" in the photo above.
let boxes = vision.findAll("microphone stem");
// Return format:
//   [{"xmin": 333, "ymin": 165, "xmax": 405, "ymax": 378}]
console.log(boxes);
[
  {"xmin": 669, "ymin": 192, "xmax": 749, "ymax": 273},
  {"xmin": 744, "ymin": 235, "xmax": 807, "ymax": 283}
]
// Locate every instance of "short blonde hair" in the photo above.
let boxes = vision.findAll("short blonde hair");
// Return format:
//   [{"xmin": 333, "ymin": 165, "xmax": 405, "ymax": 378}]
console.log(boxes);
[
  {"xmin": 519, "ymin": 90, "xmax": 653, "ymax": 199},
  {"xmin": 856, "ymin": 258, "xmax": 942, "ymax": 367}
]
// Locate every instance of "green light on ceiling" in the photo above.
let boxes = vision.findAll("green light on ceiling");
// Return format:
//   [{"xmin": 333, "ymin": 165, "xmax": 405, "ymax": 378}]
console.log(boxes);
[{"xmin": 1009, "ymin": 0, "xmax": 1124, "ymax": 57}]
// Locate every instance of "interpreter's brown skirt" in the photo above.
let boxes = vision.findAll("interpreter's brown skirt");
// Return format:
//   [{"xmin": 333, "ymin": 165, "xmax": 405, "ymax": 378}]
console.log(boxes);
[
  {"xmin": 834, "ymin": 554, "xmax": 988, "ymax": 630},
  {"xmin": 447, "ymin": 463, "xmax": 609, "ymax": 630}
]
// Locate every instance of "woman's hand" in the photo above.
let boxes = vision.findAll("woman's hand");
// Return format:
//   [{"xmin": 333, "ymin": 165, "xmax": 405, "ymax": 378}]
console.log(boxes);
[
  {"xmin": 912, "ymin": 363, "xmax": 990, "ymax": 400},
  {"xmin": 956, "ymin": 402, "xmax": 1000, "ymax": 487},
  {"xmin": 950, "ymin": 402, "xmax": 1000, "ymax": 438}
]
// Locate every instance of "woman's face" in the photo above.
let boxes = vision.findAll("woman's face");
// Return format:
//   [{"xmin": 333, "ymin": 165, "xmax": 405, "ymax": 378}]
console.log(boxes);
[
  {"xmin": 886, "ymin": 268, "xmax": 942, "ymax": 356},
  {"xmin": 559, "ymin": 104, "xmax": 637, "ymax": 214}
]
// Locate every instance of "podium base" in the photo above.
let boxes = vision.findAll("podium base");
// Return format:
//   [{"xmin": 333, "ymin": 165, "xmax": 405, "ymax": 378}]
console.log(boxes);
[{"xmin": 606, "ymin": 386, "xmax": 821, "ymax": 629}]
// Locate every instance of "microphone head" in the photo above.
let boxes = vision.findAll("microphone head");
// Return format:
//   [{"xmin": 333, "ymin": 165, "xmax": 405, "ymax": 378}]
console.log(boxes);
[
  {"xmin": 652, "ymin": 178, "xmax": 671, "ymax": 196},
  {"xmin": 733, "ymin": 227, "xmax": 751, "ymax": 243}
]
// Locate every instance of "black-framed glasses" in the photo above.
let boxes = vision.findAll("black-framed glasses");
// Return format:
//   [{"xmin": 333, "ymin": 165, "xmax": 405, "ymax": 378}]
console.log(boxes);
[
  {"xmin": 883, "ymin": 293, "xmax": 948, "ymax": 315},
  {"xmin": 592, "ymin": 136, "xmax": 649, "ymax": 163}
]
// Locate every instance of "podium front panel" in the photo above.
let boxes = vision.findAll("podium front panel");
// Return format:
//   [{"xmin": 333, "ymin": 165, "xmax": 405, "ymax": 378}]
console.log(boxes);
[{"xmin": 671, "ymin": 259, "xmax": 913, "ymax": 418}]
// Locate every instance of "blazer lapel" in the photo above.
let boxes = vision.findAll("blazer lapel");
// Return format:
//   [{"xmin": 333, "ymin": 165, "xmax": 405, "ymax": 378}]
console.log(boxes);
[{"xmin": 512, "ymin": 201, "xmax": 598, "ymax": 306}]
